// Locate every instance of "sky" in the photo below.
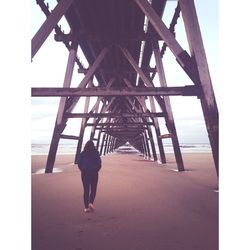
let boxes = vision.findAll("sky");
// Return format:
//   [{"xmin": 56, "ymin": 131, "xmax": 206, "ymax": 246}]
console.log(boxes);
[{"xmin": 30, "ymin": 0, "xmax": 219, "ymax": 145}]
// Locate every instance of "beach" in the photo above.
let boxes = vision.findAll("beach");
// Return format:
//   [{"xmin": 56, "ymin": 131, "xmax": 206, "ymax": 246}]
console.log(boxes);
[{"xmin": 32, "ymin": 152, "xmax": 218, "ymax": 250}]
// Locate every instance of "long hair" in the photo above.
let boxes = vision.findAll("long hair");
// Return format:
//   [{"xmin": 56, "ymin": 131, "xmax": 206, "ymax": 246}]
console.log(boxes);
[{"xmin": 83, "ymin": 140, "xmax": 96, "ymax": 153}]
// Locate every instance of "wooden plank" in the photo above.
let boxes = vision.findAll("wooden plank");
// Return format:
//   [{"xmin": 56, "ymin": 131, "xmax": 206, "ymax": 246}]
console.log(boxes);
[
  {"xmin": 32, "ymin": 0, "xmax": 75, "ymax": 58},
  {"xmin": 31, "ymin": 86, "xmax": 199, "ymax": 97}
]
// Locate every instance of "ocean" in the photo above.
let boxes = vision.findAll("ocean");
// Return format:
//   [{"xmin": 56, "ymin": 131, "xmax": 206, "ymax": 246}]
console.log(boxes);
[{"xmin": 31, "ymin": 142, "xmax": 211, "ymax": 155}]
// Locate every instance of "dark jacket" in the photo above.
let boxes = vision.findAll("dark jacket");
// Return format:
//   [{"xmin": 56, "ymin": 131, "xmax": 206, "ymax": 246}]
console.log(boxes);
[{"xmin": 77, "ymin": 150, "xmax": 101, "ymax": 172}]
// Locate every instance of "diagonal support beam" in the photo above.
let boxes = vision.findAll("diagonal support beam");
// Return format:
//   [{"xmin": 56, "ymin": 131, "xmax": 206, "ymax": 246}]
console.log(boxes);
[
  {"xmin": 134, "ymin": 0, "xmax": 199, "ymax": 84},
  {"xmin": 134, "ymin": 0, "xmax": 184, "ymax": 63},
  {"xmin": 66, "ymin": 47, "xmax": 109, "ymax": 113},
  {"xmin": 32, "ymin": 0, "xmax": 75, "ymax": 58}
]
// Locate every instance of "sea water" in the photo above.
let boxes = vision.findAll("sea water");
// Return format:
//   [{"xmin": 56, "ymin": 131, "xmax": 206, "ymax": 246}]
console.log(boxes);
[{"xmin": 31, "ymin": 142, "xmax": 211, "ymax": 155}]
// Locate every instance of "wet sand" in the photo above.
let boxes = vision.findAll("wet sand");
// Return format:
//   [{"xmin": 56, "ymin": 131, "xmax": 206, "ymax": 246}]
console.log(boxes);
[{"xmin": 32, "ymin": 152, "xmax": 218, "ymax": 250}]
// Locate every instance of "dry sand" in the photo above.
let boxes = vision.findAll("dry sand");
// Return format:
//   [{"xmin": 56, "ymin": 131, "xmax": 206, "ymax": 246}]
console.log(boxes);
[{"xmin": 32, "ymin": 152, "xmax": 218, "ymax": 250}]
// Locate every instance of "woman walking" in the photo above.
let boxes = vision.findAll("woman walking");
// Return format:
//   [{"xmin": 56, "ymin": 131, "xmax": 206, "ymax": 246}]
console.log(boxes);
[{"xmin": 77, "ymin": 140, "xmax": 102, "ymax": 213}]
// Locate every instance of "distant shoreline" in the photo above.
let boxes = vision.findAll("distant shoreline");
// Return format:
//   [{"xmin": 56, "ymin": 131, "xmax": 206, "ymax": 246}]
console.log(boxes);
[{"xmin": 31, "ymin": 143, "xmax": 211, "ymax": 155}]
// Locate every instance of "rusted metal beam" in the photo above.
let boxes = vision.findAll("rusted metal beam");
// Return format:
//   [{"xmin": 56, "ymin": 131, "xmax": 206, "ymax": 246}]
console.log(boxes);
[
  {"xmin": 34, "ymin": 0, "xmax": 84, "ymax": 71},
  {"xmin": 134, "ymin": 0, "xmax": 200, "ymax": 85},
  {"xmin": 31, "ymin": 86, "xmax": 199, "ymax": 97},
  {"xmin": 32, "ymin": 0, "xmax": 75, "ymax": 58},
  {"xmin": 134, "ymin": 0, "xmax": 186, "ymax": 65}
]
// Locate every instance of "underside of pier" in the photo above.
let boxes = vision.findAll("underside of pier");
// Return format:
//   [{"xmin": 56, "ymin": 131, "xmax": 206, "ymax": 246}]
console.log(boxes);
[{"xmin": 31, "ymin": 0, "xmax": 218, "ymax": 175}]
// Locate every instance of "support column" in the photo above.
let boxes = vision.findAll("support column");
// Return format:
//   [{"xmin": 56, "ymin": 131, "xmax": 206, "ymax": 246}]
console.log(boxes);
[
  {"xmin": 120, "ymin": 49, "xmax": 166, "ymax": 163},
  {"xmin": 96, "ymin": 130, "xmax": 102, "ymax": 152},
  {"xmin": 144, "ymin": 131, "xmax": 151, "ymax": 160},
  {"xmin": 100, "ymin": 133, "xmax": 106, "ymax": 156},
  {"xmin": 90, "ymin": 101, "xmax": 101, "ymax": 141},
  {"xmin": 45, "ymin": 42, "xmax": 77, "ymax": 173},
  {"xmin": 149, "ymin": 97, "xmax": 166, "ymax": 164},
  {"xmin": 143, "ymin": 132, "xmax": 151, "ymax": 159},
  {"xmin": 141, "ymin": 135, "xmax": 146, "ymax": 157},
  {"xmin": 153, "ymin": 40, "xmax": 184, "ymax": 171},
  {"xmin": 111, "ymin": 137, "xmax": 116, "ymax": 152},
  {"xmin": 147, "ymin": 124, "xmax": 157, "ymax": 161},
  {"xmin": 108, "ymin": 136, "xmax": 114, "ymax": 153},
  {"xmin": 74, "ymin": 96, "xmax": 90, "ymax": 163},
  {"xmin": 104, "ymin": 135, "xmax": 110, "ymax": 155},
  {"xmin": 179, "ymin": 0, "xmax": 219, "ymax": 175},
  {"xmin": 107, "ymin": 135, "xmax": 112, "ymax": 154}
]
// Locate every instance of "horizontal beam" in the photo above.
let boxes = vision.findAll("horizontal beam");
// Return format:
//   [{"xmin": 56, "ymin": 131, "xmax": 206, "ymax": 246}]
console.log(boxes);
[
  {"xmin": 105, "ymin": 132, "xmax": 142, "ymax": 136},
  {"xmin": 60, "ymin": 134, "xmax": 79, "ymax": 140},
  {"xmin": 31, "ymin": 86, "xmax": 200, "ymax": 97},
  {"xmin": 96, "ymin": 126, "xmax": 149, "ymax": 130},
  {"xmin": 101, "ymin": 129, "xmax": 146, "ymax": 132},
  {"xmin": 54, "ymin": 32, "xmax": 163, "ymax": 43},
  {"xmin": 78, "ymin": 68, "xmax": 157, "ymax": 74},
  {"xmin": 158, "ymin": 134, "xmax": 174, "ymax": 139},
  {"xmin": 66, "ymin": 112, "xmax": 166, "ymax": 118},
  {"xmin": 86, "ymin": 122, "xmax": 154, "ymax": 126}
]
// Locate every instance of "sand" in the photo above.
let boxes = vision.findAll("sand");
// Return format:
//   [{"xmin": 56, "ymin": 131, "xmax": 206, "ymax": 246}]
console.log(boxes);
[{"xmin": 32, "ymin": 152, "xmax": 218, "ymax": 250}]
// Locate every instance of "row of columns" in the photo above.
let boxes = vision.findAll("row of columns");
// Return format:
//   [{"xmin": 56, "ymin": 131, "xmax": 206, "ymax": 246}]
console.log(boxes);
[{"xmin": 33, "ymin": 0, "xmax": 218, "ymax": 175}]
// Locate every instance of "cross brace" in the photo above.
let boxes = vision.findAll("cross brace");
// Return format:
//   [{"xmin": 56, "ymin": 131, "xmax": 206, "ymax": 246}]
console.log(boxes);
[
  {"xmin": 66, "ymin": 112, "xmax": 166, "ymax": 118},
  {"xmin": 31, "ymin": 86, "xmax": 200, "ymax": 97}
]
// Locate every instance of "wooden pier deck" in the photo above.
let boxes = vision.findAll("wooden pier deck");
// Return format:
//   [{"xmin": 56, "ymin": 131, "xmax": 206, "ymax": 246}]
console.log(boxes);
[{"xmin": 32, "ymin": 152, "xmax": 218, "ymax": 250}]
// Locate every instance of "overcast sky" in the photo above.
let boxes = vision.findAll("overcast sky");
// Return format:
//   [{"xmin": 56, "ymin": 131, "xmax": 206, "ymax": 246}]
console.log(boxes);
[{"xmin": 31, "ymin": 0, "xmax": 219, "ymax": 144}]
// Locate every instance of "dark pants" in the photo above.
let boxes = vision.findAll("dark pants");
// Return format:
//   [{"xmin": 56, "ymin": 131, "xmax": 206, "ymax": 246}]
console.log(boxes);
[{"xmin": 81, "ymin": 171, "xmax": 99, "ymax": 208}]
